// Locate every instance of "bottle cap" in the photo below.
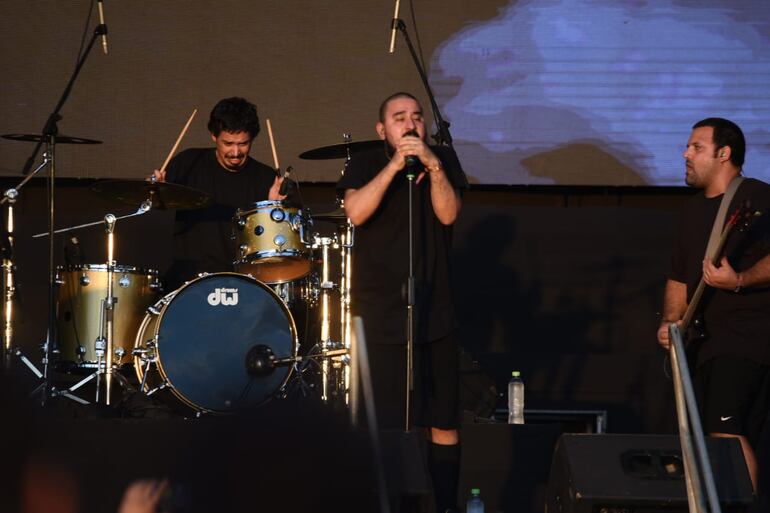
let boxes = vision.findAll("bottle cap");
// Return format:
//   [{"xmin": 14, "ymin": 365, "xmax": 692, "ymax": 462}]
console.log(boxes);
[
  {"xmin": 511, "ymin": 371, "xmax": 520, "ymax": 377},
  {"xmin": 471, "ymin": 488, "xmax": 480, "ymax": 495}
]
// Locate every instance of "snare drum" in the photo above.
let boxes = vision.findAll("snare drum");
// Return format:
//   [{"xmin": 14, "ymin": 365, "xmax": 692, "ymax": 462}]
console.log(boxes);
[
  {"xmin": 233, "ymin": 200, "xmax": 311, "ymax": 283},
  {"xmin": 134, "ymin": 273, "xmax": 298, "ymax": 414},
  {"xmin": 56, "ymin": 264, "xmax": 160, "ymax": 368}
]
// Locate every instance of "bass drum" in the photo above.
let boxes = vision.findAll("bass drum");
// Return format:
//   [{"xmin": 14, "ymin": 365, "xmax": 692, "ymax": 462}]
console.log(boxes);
[{"xmin": 134, "ymin": 273, "xmax": 297, "ymax": 414}]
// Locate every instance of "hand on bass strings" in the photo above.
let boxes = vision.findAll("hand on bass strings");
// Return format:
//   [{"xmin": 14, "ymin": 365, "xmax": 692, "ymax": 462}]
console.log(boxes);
[{"xmin": 702, "ymin": 257, "xmax": 741, "ymax": 291}]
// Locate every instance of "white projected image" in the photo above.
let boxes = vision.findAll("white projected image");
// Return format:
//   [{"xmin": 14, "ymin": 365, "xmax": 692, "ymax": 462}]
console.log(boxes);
[{"xmin": 432, "ymin": 0, "xmax": 770, "ymax": 185}]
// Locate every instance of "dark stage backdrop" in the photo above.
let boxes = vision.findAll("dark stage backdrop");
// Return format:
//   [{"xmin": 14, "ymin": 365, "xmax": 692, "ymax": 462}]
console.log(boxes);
[{"xmin": 3, "ymin": 1, "xmax": 770, "ymax": 186}]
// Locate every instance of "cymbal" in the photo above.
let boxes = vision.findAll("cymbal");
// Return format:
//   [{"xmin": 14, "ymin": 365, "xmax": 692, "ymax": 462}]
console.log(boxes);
[
  {"xmin": 299, "ymin": 140, "xmax": 381, "ymax": 160},
  {"xmin": 91, "ymin": 180, "xmax": 212, "ymax": 210},
  {"xmin": 312, "ymin": 207, "xmax": 347, "ymax": 221},
  {"xmin": 2, "ymin": 133, "xmax": 102, "ymax": 144}
]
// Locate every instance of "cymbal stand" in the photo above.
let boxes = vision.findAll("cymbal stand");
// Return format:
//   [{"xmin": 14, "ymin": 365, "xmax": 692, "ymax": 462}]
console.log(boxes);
[
  {"xmin": 2, "ymin": 154, "xmax": 51, "ymax": 373},
  {"xmin": 338, "ymin": 217, "xmax": 354, "ymax": 404},
  {"xmin": 97, "ymin": 214, "xmax": 117, "ymax": 404}
]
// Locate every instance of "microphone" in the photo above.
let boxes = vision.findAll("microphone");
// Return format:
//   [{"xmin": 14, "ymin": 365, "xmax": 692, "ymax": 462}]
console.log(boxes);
[
  {"xmin": 405, "ymin": 156, "xmax": 419, "ymax": 180},
  {"xmin": 97, "ymin": 0, "xmax": 108, "ymax": 55},
  {"xmin": 279, "ymin": 166, "xmax": 294, "ymax": 196},
  {"xmin": 403, "ymin": 129, "xmax": 420, "ymax": 178},
  {"xmin": 388, "ymin": 0, "xmax": 401, "ymax": 54}
]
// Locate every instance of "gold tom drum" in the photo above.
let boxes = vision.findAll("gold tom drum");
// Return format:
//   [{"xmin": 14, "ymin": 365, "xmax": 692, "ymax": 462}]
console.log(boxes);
[
  {"xmin": 56, "ymin": 264, "xmax": 161, "ymax": 368},
  {"xmin": 233, "ymin": 200, "xmax": 311, "ymax": 284}
]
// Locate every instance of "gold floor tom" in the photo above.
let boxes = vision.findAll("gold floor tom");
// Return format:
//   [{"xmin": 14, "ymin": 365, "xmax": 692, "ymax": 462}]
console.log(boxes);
[{"xmin": 56, "ymin": 264, "xmax": 160, "ymax": 368}]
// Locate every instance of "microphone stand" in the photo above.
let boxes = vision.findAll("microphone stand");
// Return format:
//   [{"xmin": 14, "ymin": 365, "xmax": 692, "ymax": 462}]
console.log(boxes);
[
  {"xmin": 392, "ymin": 19, "xmax": 468, "ymax": 431},
  {"xmin": 25, "ymin": 22, "xmax": 107, "ymax": 405},
  {"xmin": 405, "ymin": 169, "xmax": 416, "ymax": 431}
]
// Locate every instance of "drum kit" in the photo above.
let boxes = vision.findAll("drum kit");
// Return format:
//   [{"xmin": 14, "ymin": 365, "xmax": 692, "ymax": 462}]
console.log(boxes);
[{"xmin": 2, "ymin": 131, "xmax": 380, "ymax": 416}]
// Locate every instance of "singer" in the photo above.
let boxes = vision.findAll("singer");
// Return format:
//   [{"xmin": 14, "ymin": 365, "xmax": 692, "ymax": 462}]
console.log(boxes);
[
  {"xmin": 152, "ymin": 97, "xmax": 290, "ymax": 291},
  {"xmin": 338, "ymin": 92, "xmax": 466, "ymax": 513}
]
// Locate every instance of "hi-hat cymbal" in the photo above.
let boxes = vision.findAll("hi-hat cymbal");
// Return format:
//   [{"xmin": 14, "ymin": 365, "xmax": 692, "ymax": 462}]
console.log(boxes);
[
  {"xmin": 299, "ymin": 140, "xmax": 381, "ymax": 160},
  {"xmin": 2, "ymin": 133, "xmax": 102, "ymax": 144},
  {"xmin": 92, "ymin": 180, "xmax": 212, "ymax": 210}
]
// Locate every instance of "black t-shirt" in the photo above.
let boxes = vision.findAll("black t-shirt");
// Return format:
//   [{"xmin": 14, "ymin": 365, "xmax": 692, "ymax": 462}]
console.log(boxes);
[
  {"xmin": 165, "ymin": 148, "xmax": 277, "ymax": 285},
  {"xmin": 337, "ymin": 145, "xmax": 467, "ymax": 344},
  {"xmin": 670, "ymin": 177, "xmax": 770, "ymax": 365}
]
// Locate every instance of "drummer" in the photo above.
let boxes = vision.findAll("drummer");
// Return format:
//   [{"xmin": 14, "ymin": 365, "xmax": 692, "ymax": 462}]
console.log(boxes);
[{"xmin": 152, "ymin": 97, "xmax": 291, "ymax": 291}]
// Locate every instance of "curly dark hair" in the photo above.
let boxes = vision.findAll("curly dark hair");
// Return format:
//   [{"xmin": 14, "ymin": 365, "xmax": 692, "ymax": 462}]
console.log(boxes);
[{"xmin": 207, "ymin": 97, "xmax": 260, "ymax": 139}]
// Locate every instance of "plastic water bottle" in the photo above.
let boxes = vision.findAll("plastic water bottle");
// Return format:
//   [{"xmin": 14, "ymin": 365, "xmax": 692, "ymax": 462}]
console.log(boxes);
[
  {"xmin": 508, "ymin": 371, "xmax": 524, "ymax": 424},
  {"xmin": 466, "ymin": 488, "xmax": 485, "ymax": 513}
]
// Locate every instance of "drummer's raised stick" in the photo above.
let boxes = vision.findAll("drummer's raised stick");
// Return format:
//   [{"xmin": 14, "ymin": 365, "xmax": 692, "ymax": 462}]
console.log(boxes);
[
  {"xmin": 158, "ymin": 109, "xmax": 197, "ymax": 175},
  {"xmin": 266, "ymin": 118, "xmax": 281, "ymax": 170}
]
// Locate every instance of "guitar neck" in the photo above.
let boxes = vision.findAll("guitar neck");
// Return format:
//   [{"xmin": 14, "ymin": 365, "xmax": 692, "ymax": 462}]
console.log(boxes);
[{"xmin": 680, "ymin": 223, "xmax": 734, "ymax": 332}]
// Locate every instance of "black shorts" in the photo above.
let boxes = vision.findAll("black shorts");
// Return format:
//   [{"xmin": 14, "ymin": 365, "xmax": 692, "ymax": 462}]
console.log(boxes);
[
  {"xmin": 693, "ymin": 355, "xmax": 770, "ymax": 447},
  {"xmin": 363, "ymin": 333, "xmax": 460, "ymax": 431}
]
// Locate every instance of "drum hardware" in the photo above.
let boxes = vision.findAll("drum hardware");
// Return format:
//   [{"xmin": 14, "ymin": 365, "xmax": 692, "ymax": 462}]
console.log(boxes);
[
  {"xmin": 338, "ymin": 218, "xmax": 355, "ymax": 398},
  {"xmin": 1, "ymin": 154, "xmax": 58, "ymax": 379},
  {"xmin": 309, "ymin": 231, "xmax": 357, "ymax": 403},
  {"xmin": 271, "ymin": 276, "xmax": 319, "ymax": 309}
]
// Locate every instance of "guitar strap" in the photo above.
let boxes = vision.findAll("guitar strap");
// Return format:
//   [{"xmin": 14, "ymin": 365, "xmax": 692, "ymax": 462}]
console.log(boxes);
[{"xmin": 704, "ymin": 176, "xmax": 744, "ymax": 261}]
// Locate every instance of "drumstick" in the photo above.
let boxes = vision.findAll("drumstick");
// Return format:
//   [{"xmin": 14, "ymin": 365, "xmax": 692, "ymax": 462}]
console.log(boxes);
[
  {"xmin": 158, "ymin": 109, "xmax": 197, "ymax": 173},
  {"xmin": 266, "ymin": 118, "xmax": 281, "ymax": 171}
]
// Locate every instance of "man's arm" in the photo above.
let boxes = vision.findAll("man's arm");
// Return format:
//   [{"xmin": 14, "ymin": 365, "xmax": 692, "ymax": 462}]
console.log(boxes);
[
  {"xmin": 398, "ymin": 137, "xmax": 461, "ymax": 225},
  {"xmin": 343, "ymin": 160, "xmax": 401, "ymax": 226},
  {"xmin": 427, "ymin": 165, "xmax": 462, "ymax": 225},
  {"xmin": 704, "ymin": 253, "xmax": 770, "ymax": 291},
  {"xmin": 657, "ymin": 279, "xmax": 688, "ymax": 350}
]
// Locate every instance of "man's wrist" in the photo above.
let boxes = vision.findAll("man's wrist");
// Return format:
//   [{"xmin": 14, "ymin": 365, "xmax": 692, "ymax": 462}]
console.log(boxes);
[
  {"xmin": 734, "ymin": 272, "xmax": 743, "ymax": 293},
  {"xmin": 426, "ymin": 161, "xmax": 443, "ymax": 174}
]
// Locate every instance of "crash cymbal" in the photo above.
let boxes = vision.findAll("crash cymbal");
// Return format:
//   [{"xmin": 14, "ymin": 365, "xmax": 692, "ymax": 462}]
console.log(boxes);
[
  {"xmin": 312, "ymin": 207, "xmax": 347, "ymax": 221},
  {"xmin": 92, "ymin": 180, "xmax": 211, "ymax": 210},
  {"xmin": 299, "ymin": 140, "xmax": 381, "ymax": 160},
  {"xmin": 2, "ymin": 133, "xmax": 102, "ymax": 144}
]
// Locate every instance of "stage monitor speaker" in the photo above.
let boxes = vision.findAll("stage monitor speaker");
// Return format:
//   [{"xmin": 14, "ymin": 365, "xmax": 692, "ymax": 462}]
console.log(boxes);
[{"xmin": 545, "ymin": 434, "xmax": 753, "ymax": 513}]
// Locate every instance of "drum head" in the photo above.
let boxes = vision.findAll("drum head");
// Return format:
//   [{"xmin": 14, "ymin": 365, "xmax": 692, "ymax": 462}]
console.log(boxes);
[{"xmin": 155, "ymin": 273, "xmax": 296, "ymax": 413}]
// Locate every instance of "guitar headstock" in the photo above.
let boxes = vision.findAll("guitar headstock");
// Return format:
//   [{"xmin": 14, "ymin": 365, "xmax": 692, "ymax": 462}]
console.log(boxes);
[{"xmin": 727, "ymin": 200, "xmax": 763, "ymax": 232}]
